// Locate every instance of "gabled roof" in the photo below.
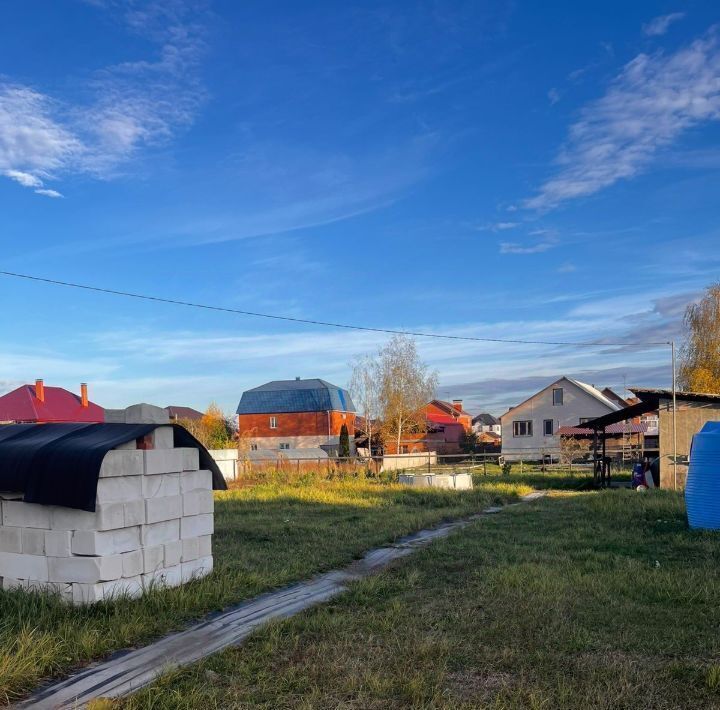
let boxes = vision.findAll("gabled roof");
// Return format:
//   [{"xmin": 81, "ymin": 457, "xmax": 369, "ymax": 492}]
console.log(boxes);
[
  {"xmin": 165, "ymin": 406, "xmax": 204, "ymax": 421},
  {"xmin": 427, "ymin": 414, "xmax": 465, "ymax": 426},
  {"xmin": 565, "ymin": 379, "xmax": 623, "ymax": 411},
  {"xmin": 472, "ymin": 413, "xmax": 499, "ymax": 426},
  {"xmin": 237, "ymin": 378, "xmax": 356, "ymax": 415},
  {"xmin": 428, "ymin": 399, "xmax": 472, "ymax": 417},
  {"xmin": 600, "ymin": 387, "xmax": 630, "ymax": 408},
  {"xmin": 0, "ymin": 384, "xmax": 104, "ymax": 423},
  {"xmin": 500, "ymin": 377, "xmax": 622, "ymax": 420}
]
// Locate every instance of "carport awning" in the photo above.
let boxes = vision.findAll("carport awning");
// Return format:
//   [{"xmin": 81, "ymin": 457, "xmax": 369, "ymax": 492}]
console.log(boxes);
[{"xmin": 569, "ymin": 399, "xmax": 658, "ymax": 431}]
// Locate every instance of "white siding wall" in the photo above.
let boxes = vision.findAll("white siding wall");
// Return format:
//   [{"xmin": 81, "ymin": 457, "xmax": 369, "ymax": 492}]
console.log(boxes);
[{"xmin": 500, "ymin": 380, "xmax": 615, "ymax": 460}]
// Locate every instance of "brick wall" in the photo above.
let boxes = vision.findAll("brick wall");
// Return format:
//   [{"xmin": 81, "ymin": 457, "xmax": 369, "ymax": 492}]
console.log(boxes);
[{"xmin": 238, "ymin": 411, "xmax": 355, "ymax": 438}]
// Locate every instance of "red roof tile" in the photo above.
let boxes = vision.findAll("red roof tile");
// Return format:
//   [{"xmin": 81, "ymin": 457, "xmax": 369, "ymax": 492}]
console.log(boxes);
[{"xmin": 0, "ymin": 384, "xmax": 104, "ymax": 423}]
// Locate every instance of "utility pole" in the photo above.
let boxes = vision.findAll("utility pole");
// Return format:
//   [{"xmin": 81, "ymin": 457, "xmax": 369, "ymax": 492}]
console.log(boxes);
[{"xmin": 671, "ymin": 340, "xmax": 678, "ymax": 491}]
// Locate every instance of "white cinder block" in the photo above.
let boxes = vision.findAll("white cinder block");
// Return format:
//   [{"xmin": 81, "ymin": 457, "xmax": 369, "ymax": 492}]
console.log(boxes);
[
  {"xmin": 144, "ymin": 449, "xmax": 184, "ymax": 476},
  {"xmin": 142, "ymin": 564, "xmax": 182, "ymax": 590},
  {"xmin": 198, "ymin": 535, "xmax": 212, "ymax": 558},
  {"xmin": 180, "ymin": 514, "xmax": 214, "ymax": 540},
  {"xmin": 49, "ymin": 554, "xmax": 123, "ymax": 583},
  {"xmin": 141, "ymin": 519, "xmax": 180, "ymax": 547},
  {"xmin": 145, "ymin": 495, "xmax": 182, "ymax": 524},
  {"xmin": 99, "ymin": 450, "xmax": 144, "ymax": 478},
  {"xmin": 142, "ymin": 473, "xmax": 180, "ymax": 499},
  {"xmin": 21, "ymin": 528, "xmax": 45, "ymax": 556},
  {"xmin": 0, "ymin": 551, "xmax": 49, "ymax": 581},
  {"xmin": 182, "ymin": 489, "xmax": 213, "ymax": 517},
  {"xmin": 97, "ymin": 503, "xmax": 128, "ymax": 531},
  {"xmin": 180, "ymin": 448, "xmax": 200, "ymax": 472},
  {"xmin": 122, "ymin": 549, "xmax": 143, "ymax": 578},
  {"xmin": 72, "ymin": 527, "xmax": 140, "ymax": 556},
  {"xmin": 52, "ymin": 502, "xmax": 125, "ymax": 532},
  {"xmin": 124, "ymin": 499, "xmax": 145, "ymax": 527},
  {"xmin": 181, "ymin": 555, "xmax": 213, "ymax": 583},
  {"xmin": 45, "ymin": 530, "xmax": 72, "ymax": 557},
  {"xmin": 181, "ymin": 536, "xmax": 199, "ymax": 562},
  {"xmin": 96, "ymin": 476, "xmax": 143, "ymax": 503},
  {"xmin": 2, "ymin": 501, "xmax": 51, "ymax": 529},
  {"xmin": 150, "ymin": 426, "xmax": 174, "ymax": 450},
  {"xmin": 142, "ymin": 545, "xmax": 164, "ymax": 574},
  {"xmin": 124, "ymin": 404, "xmax": 169, "ymax": 424},
  {"xmin": 180, "ymin": 470, "xmax": 212, "ymax": 493},
  {"xmin": 0, "ymin": 527, "xmax": 22, "ymax": 553},
  {"xmin": 164, "ymin": 540, "xmax": 182, "ymax": 567},
  {"xmin": 72, "ymin": 576, "xmax": 143, "ymax": 604}
]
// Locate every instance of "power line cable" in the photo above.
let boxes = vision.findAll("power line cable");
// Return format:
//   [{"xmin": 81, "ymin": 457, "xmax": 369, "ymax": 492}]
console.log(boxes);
[{"xmin": 0, "ymin": 269, "xmax": 671, "ymax": 348}]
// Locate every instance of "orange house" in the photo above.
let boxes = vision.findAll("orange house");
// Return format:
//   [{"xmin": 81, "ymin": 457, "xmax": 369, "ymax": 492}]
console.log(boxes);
[{"xmin": 384, "ymin": 399, "xmax": 473, "ymax": 454}]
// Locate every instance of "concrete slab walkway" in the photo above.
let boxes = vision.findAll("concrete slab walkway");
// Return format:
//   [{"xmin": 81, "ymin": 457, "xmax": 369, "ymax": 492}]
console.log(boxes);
[{"xmin": 18, "ymin": 491, "xmax": 546, "ymax": 709}]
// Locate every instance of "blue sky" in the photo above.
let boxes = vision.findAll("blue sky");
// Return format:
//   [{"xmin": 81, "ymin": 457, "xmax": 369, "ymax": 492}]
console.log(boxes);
[{"xmin": 1, "ymin": 0, "xmax": 719, "ymax": 416}]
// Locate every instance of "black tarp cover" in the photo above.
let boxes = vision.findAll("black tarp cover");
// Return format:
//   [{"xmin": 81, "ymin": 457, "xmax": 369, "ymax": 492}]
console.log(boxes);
[{"xmin": 0, "ymin": 423, "xmax": 227, "ymax": 512}]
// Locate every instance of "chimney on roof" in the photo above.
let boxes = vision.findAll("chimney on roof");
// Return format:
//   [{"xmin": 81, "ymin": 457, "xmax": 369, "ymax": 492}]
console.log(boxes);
[
  {"xmin": 35, "ymin": 379, "xmax": 45, "ymax": 403},
  {"xmin": 295, "ymin": 376, "xmax": 301, "ymax": 380},
  {"xmin": 80, "ymin": 383, "xmax": 88, "ymax": 408},
  {"xmin": 452, "ymin": 399, "xmax": 463, "ymax": 412}
]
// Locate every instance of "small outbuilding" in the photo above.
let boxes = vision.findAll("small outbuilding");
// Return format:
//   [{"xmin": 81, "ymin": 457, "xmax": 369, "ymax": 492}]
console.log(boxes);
[{"xmin": 573, "ymin": 387, "xmax": 720, "ymax": 489}]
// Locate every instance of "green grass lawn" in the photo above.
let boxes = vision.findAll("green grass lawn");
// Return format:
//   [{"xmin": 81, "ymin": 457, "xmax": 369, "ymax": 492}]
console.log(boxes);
[
  {"xmin": 0, "ymin": 477, "xmax": 535, "ymax": 703},
  {"xmin": 120, "ymin": 489, "xmax": 720, "ymax": 709}
]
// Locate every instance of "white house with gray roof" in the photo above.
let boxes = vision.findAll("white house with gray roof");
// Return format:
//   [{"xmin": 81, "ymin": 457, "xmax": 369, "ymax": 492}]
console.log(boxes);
[{"xmin": 499, "ymin": 377, "xmax": 623, "ymax": 461}]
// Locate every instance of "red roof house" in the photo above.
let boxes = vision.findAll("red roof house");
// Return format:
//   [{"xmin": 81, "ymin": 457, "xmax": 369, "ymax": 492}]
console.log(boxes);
[{"xmin": 0, "ymin": 380, "xmax": 104, "ymax": 423}]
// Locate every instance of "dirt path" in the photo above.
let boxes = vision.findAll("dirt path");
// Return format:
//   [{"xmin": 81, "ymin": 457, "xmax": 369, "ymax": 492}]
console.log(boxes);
[{"xmin": 18, "ymin": 491, "xmax": 546, "ymax": 709}]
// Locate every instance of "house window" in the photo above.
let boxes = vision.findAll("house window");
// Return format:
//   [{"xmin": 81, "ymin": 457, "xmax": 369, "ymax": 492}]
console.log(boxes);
[
  {"xmin": 279, "ymin": 443, "xmax": 290, "ymax": 450},
  {"xmin": 269, "ymin": 416, "xmax": 277, "ymax": 429},
  {"xmin": 400, "ymin": 445, "xmax": 408, "ymax": 454},
  {"xmin": 553, "ymin": 388, "xmax": 564, "ymax": 406},
  {"xmin": 513, "ymin": 420, "xmax": 533, "ymax": 437},
  {"xmin": 250, "ymin": 444, "xmax": 258, "ymax": 451},
  {"xmin": 579, "ymin": 417, "xmax": 593, "ymax": 424},
  {"xmin": 543, "ymin": 419, "xmax": 554, "ymax": 436}
]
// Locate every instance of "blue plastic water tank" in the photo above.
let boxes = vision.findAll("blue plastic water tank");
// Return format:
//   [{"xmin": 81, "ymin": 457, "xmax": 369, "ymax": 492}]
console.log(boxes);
[{"xmin": 686, "ymin": 421, "xmax": 720, "ymax": 530}]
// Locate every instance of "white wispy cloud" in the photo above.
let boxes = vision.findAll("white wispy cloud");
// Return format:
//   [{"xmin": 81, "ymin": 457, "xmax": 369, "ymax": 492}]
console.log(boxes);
[
  {"xmin": 547, "ymin": 87, "xmax": 561, "ymax": 105},
  {"xmin": 526, "ymin": 29, "xmax": 720, "ymax": 211},
  {"xmin": 3, "ymin": 169, "xmax": 45, "ymax": 188},
  {"xmin": 557, "ymin": 262, "xmax": 576, "ymax": 273},
  {"xmin": 643, "ymin": 12, "xmax": 685, "ymax": 37},
  {"xmin": 477, "ymin": 221, "xmax": 520, "ymax": 232},
  {"xmin": 499, "ymin": 241, "xmax": 555, "ymax": 254},
  {"xmin": 0, "ymin": 0, "xmax": 205, "ymax": 196}
]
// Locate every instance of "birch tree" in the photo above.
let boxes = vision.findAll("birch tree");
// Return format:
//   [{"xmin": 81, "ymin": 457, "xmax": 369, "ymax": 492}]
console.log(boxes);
[
  {"xmin": 349, "ymin": 354, "xmax": 380, "ymax": 455},
  {"xmin": 679, "ymin": 282, "xmax": 720, "ymax": 393},
  {"xmin": 377, "ymin": 335, "xmax": 438, "ymax": 453}
]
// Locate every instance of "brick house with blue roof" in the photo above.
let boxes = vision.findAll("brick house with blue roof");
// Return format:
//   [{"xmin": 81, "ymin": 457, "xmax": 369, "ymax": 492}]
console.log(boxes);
[{"xmin": 236, "ymin": 378, "xmax": 356, "ymax": 456}]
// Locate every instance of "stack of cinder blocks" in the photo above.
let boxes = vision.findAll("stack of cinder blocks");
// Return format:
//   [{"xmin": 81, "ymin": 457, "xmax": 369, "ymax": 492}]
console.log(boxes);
[{"xmin": 0, "ymin": 422, "xmax": 213, "ymax": 604}]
